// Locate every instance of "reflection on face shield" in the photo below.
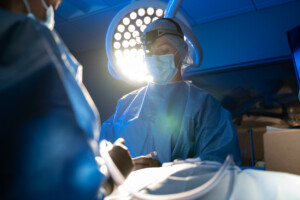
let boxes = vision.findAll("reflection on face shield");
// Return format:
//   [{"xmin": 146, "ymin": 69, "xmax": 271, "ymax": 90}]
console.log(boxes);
[
  {"xmin": 142, "ymin": 18, "xmax": 193, "ymax": 71},
  {"xmin": 142, "ymin": 29, "xmax": 184, "ymax": 56},
  {"xmin": 142, "ymin": 18, "xmax": 184, "ymax": 56}
]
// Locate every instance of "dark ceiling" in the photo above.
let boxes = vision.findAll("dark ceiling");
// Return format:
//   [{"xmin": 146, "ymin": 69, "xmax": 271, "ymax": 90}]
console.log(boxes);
[{"xmin": 55, "ymin": 0, "xmax": 296, "ymax": 27}]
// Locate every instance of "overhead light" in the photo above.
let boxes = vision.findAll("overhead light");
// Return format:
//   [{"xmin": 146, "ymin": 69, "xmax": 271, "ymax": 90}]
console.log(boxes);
[{"xmin": 106, "ymin": 0, "xmax": 202, "ymax": 85}]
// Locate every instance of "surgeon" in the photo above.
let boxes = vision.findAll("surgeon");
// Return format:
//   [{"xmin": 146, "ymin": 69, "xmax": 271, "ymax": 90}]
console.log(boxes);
[
  {"xmin": 0, "ymin": 0, "xmax": 134, "ymax": 199},
  {"xmin": 100, "ymin": 18, "xmax": 242, "ymax": 167}
]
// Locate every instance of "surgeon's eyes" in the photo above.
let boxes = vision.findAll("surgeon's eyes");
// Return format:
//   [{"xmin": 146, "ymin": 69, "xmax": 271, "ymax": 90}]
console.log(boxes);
[
  {"xmin": 148, "ymin": 45, "xmax": 174, "ymax": 56},
  {"xmin": 159, "ymin": 49, "xmax": 169, "ymax": 54},
  {"xmin": 147, "ymin": 49, "xmax": 169, "ymax": 56},
  {"xmin": 153, "ymin": 47, "xmax": 171, "ymax": 55}
]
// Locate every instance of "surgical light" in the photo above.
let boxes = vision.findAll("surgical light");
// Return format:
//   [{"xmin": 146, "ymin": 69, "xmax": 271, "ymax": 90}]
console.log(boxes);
[
  {"xmin": 138, "ymin": 8, "xmax": 146, "ymax": 16},
  {"xmin": 130, "ymin": 48, "xmax": 137, "ymax": 56},
  {"xmin": 106, "ymin": 0, "xmax": 202, "ymax": 85},
  {"xmin": 129, "ymin": 39, "xmax": 136, "ymax": 47},
  {"xmin": 124, "ymin": 32, "xmax": 131, "ymax": 40},
  {"xmin": 144, "ymin": 16, "xmax": 151, "ymax": 24},
  {"xmin": 113, "ymin": 42, "xmax": 121, "ymax": 49},
  {"xmin": 117, "ymin": 24, "xmax": 125, "ymax": 32},
  {"xmin": 136, "ymin": 37, "xmax": 141, "ymax": 44},
  {"xmin": 132, "ymin": 30, "xmax": 139, "ymax": 38},
  {"xmin": 152, "ymin": 17, "xmax": 159, "ymax": 22},
  {"xmin": 136, "ymin": 19, "xmax": 143, "ymax": 27},
  {"xmin": 137, "ymin": 49, "xmax": 144, "ymax": 56},
  {"xmin": 156, "ymin": 8, "xmax": 163, "ymax": 17},
  {"xmin": 115, "ymin": 50, "xmax": 122, "ymax": 58},
  {"xmin": 123, "ymin": 49, "xmax": 130, "ymax": 57},
  {"xmin": 123, "ymin": 17, "xmax": 130, "ymax": 25},
  {"xmin": 147, "ymin": 7, "xmax": 155, "ymax": 16},
  {"xmin": 122, "ymin": 40, "xmax": 129, "ymax": 48},
  {"xmin": 140, "ymin": 25, "xmax": 147, "ymax": 32},
  {"xmin": 114, "ymin": 33, "xmax": 122, "ymax": 40},
  {"xmin": 130, "ymin": 12, "xmax": 137, "ymax": 20},
  {"xmin": 128, "ymin": 24, "xmax": 135, "ymax": 32}
]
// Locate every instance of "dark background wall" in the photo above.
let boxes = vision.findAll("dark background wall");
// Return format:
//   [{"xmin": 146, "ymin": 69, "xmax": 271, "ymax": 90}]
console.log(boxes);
[{"xmin": 73, "ymin": 49, "xmax": 137, "ymax": 122}]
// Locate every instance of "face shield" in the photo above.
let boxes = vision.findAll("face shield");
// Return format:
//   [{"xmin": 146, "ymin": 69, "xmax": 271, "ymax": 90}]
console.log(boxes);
[
  {"xmin": 105, "ymin": 0, "xmax": 202, "ymax": 85},
  {"xmin": 142, "ymin": 29, "xmax": 183, "ymax": 56},
  {"xmin": 141, "ymin": 18, "xmax": 195, "ymax": 72}
]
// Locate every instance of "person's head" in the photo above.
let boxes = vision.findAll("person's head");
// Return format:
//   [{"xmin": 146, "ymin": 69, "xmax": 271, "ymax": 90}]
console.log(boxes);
[
  {"xmin": 0, "ymin": 0, "xmax": 62, "ymax": 21},
  {"xmin": 142, "ymin": 18, "xmax": 188, "ymax": 83}
]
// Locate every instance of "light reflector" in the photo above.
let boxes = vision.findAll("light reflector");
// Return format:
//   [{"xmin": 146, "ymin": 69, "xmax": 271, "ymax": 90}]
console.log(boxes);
[{"xmin": 106, "ymin": 0, "xmax": 201, "ymax": 85}]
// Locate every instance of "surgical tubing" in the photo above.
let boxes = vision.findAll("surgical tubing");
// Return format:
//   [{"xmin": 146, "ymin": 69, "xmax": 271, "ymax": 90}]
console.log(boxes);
[{"xmin": 100, "ymin": 140, "xmax": 234, "ymax": 200}]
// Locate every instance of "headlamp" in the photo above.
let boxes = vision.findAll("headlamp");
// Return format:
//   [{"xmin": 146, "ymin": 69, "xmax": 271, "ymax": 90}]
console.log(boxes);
[
  {"xmin": 106, "ymin": 0, "xmax": 202, "ymax": 85},
  {"xmin": 142, "ymin": 18, "xmax": 184, "ymax": 56}
]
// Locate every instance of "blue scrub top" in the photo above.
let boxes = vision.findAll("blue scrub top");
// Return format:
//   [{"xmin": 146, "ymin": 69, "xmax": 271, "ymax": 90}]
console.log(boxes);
[
  {"xmin": 0, "ymin": 8, "xmax": 104, "ymax": 200},
  {"xmin": 101, "ymin": 81, "xmax": 242, "ymax": 165}
]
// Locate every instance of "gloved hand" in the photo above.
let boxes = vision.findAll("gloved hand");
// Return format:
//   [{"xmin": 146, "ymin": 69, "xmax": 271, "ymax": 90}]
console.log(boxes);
[
  {"xmin": 109, "ymin": 138, "xmax": 134, "ymax": 178},
  {"xmin": 133, "ymin": 156, "xmax": 161, "ymax": 171},
  {"xmin": 103, "ymin": 138, "xmax": 134, "ymax": 195}
]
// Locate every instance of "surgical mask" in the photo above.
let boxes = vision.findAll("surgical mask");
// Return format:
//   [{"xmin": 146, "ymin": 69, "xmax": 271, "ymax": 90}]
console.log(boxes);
[
  {"xmin": 145, "ymin": 54, "xmax": 178, "ymax": 83},
  {"xmin": 22, "ymin": 0, "xmax": 55, "ymax": 30}
]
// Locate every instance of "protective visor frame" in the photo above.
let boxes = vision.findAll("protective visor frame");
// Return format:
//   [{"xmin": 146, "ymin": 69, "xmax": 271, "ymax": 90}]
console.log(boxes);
[
  {"xmin": 142, "ymin": 29, "xmax": 184, "ymax": 56},
  {"xmin": 141, "ymin": 18, "xmax": 184, "ymax": 56}
]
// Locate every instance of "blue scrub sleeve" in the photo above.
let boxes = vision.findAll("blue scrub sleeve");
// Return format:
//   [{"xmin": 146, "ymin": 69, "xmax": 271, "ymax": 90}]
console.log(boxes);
[
  {"xmin": 100, "ymin": 115, "xmax": 117, "ymax": 143},
  {"xmin": 194, "ymin": 95, "xmax": 242, "ymax": 165},
  {"xmin": 99, "ymin": 92, "xmax": 138, "ymax": 144},
  {"xmin": 0, "ymin": 15, "xmax": 106, "ymax": 200}
]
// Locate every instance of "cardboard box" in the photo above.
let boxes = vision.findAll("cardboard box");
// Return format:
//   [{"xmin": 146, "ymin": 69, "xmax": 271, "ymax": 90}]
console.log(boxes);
[{"xmin": 263, "ymin": 129, "xmax": 300, "ymax": 175}]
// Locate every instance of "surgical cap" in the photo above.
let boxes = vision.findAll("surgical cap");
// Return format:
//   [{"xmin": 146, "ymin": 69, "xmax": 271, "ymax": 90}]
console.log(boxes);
[{"xmin": 142, "ymin": 19, "xmax": 188, "ymax": 66}]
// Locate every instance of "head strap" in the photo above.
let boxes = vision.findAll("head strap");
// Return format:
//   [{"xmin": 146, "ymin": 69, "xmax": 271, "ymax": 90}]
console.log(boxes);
[{"xmin": 142, "ymin": 18, "xmax": 184, "ymax": 55}]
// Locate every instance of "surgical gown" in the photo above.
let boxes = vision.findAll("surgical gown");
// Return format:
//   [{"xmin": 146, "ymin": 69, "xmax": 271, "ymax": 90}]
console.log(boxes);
[
  {"xmin": 100, "ymin": 81, "xmax": 242, "ymax": 165},
  {"xmin": 0, "ymin": 8, "xmax": 105, "ymax": 200}
]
